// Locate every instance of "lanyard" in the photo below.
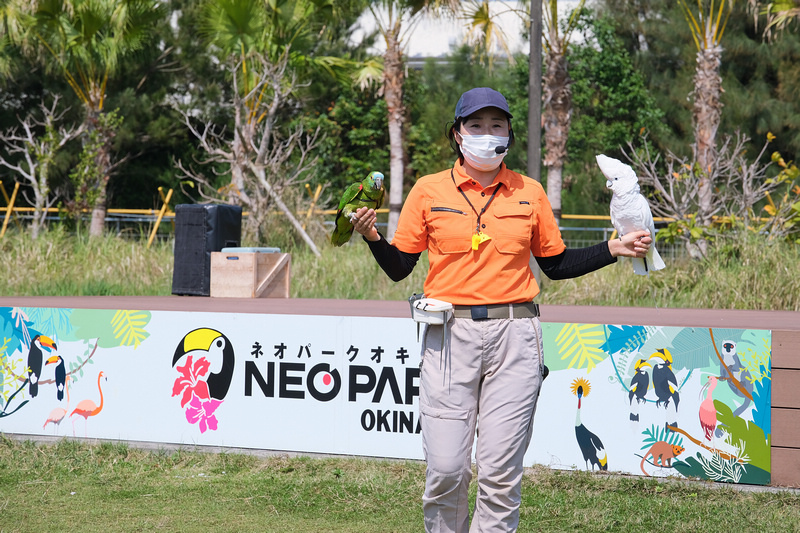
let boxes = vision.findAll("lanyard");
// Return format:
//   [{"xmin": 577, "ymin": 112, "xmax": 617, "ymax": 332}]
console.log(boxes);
[{"xmin": 450, "ymin": 169, "xmax": 502, "ymax": 234}]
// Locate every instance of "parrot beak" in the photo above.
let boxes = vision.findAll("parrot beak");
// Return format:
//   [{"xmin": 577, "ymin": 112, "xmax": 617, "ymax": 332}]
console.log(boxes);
[
  {"xmin": 606, "ymin": 180, "xmax": 612, "ymax": 189},
  {"xmin": 374, "ymin": 174, "xmax": 384, "ymax": 189}
]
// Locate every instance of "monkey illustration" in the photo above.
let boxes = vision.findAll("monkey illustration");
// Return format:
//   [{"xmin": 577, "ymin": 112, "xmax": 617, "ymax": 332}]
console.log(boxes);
[{"xmin": 640, "ymin": 441, "xmax": 685, "ymax": 476}]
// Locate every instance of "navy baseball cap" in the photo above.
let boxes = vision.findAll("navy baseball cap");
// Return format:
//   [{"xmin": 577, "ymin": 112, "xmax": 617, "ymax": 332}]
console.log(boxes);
[{"xmin": 454, "ymin": 87, "xmax": 512, "ymax": 121}]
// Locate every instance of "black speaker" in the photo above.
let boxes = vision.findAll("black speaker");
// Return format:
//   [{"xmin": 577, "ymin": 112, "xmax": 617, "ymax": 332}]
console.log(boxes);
[{"xmin": 172, "ymin": 204, "xmax": 242, "ymax": 296}]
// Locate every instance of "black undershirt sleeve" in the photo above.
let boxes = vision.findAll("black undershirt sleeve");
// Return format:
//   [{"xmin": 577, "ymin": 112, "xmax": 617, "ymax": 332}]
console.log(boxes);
[
  {"xmin": 363, "ymin": 233, "xmax": 421, "ymax": 282},
  {"xmin": 535, "ymin": 242, "xmax": 617, "ymax": 280},
  {"xmin": 364, "ymin": 232, "xmax": 614, "ymax": 283}
]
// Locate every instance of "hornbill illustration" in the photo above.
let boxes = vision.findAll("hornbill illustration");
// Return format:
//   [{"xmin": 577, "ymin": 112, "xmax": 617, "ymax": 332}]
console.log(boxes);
[
  {"xmin": 649, "ymin": 348, "xmax": 680, "ymax": 430},
  {"xmin": 571, "ymin": 378, "xmax": 608, "ymax": 471},
  {"xmin": 173, "ymin": 328, "xmax": 235, "ymax": 400},
  {"xmin": 27, "ymin": 335, "xmax": 57, "ymax": 398},
  {"xmin": 46, "ymin": 355, "xmax": 67, "ymax": 401},
  {"xmin": 628, "ymin": 358, "xmax": 651, "ymax": 422}
]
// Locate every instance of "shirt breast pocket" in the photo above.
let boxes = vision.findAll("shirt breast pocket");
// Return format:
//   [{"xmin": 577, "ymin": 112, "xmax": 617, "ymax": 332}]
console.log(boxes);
[
  {"xmin": 427, "ymin": 204, "xmax": 472, "ymax": 254},
  {"xmin": 492, "ymin": 201, "xmax": 533, "ymax": 254}
]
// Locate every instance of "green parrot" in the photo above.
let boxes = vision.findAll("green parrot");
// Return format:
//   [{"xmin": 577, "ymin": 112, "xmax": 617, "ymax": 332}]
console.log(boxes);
[{"xmin": 331, "ymin": 171, "xmax": 385, "ymax": 246}]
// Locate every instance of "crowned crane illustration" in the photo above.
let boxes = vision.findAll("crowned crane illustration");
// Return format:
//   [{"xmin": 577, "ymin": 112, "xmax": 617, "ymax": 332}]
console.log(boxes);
[{"xmin": 571, "ymin": 378, "xmax": 608, "ymax": 471}]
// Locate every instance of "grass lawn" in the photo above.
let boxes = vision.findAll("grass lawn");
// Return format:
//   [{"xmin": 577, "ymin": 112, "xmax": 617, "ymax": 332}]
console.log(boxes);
[{"xmin": 1, "ymin": 437, "xmax": 799, "ymax": 532}]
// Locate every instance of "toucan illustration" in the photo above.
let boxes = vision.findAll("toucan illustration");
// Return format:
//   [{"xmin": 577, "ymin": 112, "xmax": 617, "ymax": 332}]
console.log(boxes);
[
  {"xmin": 173, "ymin": 328, "xmax": 235, "ymax": 400},
  {"xmin": 46, "ymin": 354, "xmax": 67, "ymax": 401},
  {"xmin": 27, "ymin": 335, "xmax": 57, "ymax": 398}
]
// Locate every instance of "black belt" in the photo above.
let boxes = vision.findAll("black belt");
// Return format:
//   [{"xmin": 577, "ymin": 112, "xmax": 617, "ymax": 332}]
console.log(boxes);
[{"xmin": 452, "ymin": 302, "xmax": 540, "ymax": 320}]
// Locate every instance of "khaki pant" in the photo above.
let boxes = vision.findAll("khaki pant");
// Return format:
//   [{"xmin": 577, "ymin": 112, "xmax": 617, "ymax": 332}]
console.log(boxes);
[{"xmin": 420, "ymin": 316, "xmax": 545, "ymax": 533}]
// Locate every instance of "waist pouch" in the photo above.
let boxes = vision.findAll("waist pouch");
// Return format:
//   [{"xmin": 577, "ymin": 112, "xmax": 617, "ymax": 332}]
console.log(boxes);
[{"xmin": 408, "ymin": 293, "xmax": 453, "ymax": 343}]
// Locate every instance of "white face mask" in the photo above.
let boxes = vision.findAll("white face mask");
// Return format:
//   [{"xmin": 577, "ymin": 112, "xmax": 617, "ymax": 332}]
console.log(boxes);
[{"xmin": 459, "ymin": 134, "xmax": 510, "ymax": 172}]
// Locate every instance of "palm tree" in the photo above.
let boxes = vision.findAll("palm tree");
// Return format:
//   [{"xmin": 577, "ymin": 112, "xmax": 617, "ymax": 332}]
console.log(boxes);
[
  {"xmin": 679, "ymin": 0, "xmax": 732, "ymax": 240},
  {"xmin": 1, "ymin": 0, "xmax": 19, "ymax": 76},
  {"xmin": 19, "ymin": 0, "xmax": 162, "ymax": 236},
  {"xmin": 542, "ymin": 0, "xmax": 585, "ymax": 222},
  {"xmin": 749, "ymin": 0, "xmax": 799, "ymax": 40},
  {"xmin": 365, "ymin": 0, "xmax": 459, "ymax": 240},
  {"xmin": 189, "ymin": 0, "xmax": 349, "ymax": 252}
]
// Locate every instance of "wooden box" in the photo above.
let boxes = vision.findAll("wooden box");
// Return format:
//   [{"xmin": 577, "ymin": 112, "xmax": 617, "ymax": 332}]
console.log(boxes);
[{"xmin": 210, "ymin": 250, "xmax": 291, "ymax": 298}]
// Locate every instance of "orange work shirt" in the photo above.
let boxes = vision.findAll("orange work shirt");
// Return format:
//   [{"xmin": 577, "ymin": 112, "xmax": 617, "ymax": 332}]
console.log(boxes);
[{"xmin": 391, "ymin": 161, "xmax": 566, "ymax": 305}]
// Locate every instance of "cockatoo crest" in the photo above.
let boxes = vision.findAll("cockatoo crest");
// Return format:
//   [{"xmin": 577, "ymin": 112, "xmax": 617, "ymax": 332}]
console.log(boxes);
[{"xmin": 597, "ymin": 154, "xmax": 640, "ymax": 195}]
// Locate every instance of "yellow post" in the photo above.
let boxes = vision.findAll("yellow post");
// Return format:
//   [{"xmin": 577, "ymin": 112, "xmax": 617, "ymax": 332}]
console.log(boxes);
[
  {"xmin": 302, "ymin": 183, "xmax": 323, "ymax": 231},
  {"xmin": 147, "ymin": 187, "xmax": 174, "ymax": 248},
  {"xmin": 1, "ymin": 182, "xmax": 20, "ymax": 238},
  {"xmin": 0, "ymin": 182, "xmax": 23, "ymax": 230}
]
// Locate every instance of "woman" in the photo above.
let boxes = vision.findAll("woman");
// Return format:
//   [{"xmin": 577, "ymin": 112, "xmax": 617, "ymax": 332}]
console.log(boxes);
[{"xmin": 352, "ymin": 87, "xmax": 651, "ymax": 533}]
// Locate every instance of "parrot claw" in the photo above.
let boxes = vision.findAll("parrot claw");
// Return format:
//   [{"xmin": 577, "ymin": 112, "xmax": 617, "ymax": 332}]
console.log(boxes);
[{"xmin": 349, "ymin": 213, "xmax": 358, "ymax": 224}]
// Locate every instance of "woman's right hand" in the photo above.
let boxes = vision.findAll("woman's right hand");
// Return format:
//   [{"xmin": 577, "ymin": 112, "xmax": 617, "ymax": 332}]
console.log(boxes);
[{"xmin": 352, "ymin": 207, "xmax": 380, "ymax": 242}]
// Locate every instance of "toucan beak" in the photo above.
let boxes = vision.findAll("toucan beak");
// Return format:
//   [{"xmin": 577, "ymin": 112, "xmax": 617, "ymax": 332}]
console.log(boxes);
[
  {"xmin": 40, "ymin": 335, "xmax": 57, "ymax": 351},
  {"xmin": 45, "ymin": 355, "xmax": 60, "ymax": 365},
  {"xmin": 172, "ymin": 328, "xmax": 223, "ymax": 366}
]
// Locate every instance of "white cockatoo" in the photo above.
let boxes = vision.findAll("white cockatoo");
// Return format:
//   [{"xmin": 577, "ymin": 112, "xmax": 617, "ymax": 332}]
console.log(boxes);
[{"xmin": 597, "ymin": 154, "xmax": 665, "ymax": 275}]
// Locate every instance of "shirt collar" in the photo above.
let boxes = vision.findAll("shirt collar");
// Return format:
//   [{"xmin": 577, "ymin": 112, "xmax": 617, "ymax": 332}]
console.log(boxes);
[{"xmin": 453, "ymin": 160, "xmax": 512, "ymax": 190}]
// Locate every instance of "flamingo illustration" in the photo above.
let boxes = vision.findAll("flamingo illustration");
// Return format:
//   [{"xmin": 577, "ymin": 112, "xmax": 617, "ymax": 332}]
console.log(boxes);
[
  {"xmin": 43, "ymin": 375, "xmax": 71, "ymax": 432},
  {"xmin": 699, "ymin": 376, "xmax": 719, "ymax": 441},
  {"xmin": 69, "ymin": 371, "xmax": 106, "ymax": 437}
]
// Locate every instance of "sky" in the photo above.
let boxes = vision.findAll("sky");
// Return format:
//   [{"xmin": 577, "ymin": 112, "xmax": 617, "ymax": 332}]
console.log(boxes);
[{"xmin": 350, "ymin": 1, "xmax": 583, "ymax": 59}]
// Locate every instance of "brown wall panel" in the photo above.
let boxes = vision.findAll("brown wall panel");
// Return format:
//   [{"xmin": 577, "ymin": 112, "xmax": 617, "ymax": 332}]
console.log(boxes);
[
  {"xmin": 772, "ymin": 407, "xmax": 800, "ymax": 448},
  {"xmin": 771, "ymin": 447, "xmax": 800, "ymax": 487},
  {"xmin": 773, "ymin": 330, "xmax": 800, "ymax": 370},
  {"xmin": 773, "ymin": 369, "xmax": 800, "ymax": 409}
]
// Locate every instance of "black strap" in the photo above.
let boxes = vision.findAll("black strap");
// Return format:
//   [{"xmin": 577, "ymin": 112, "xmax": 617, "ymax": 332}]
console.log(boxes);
[{"xmin": 450, "ymin": 169, "xmax": 502, "ymax": 233}]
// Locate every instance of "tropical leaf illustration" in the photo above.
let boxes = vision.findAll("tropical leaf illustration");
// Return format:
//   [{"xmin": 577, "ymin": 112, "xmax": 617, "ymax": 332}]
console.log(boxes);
[
  {"xmin": 23, "ymin": 307, "xmax": 73, "ymax": 339},
  {"xmin": 751, "ymin": 364, "xmax": 771, "ymax": 435},
  {"xmin": 110, "ymin": 310, "xmax": 151, "ymax": 349},
  {"xmin": 601, "ymin": 324, "xmax": 647, "ymax": 355},
  {"xmin": 641, "ymin": 423, "xmax": 683, "ymax": 449},
  {"xmin": 555, "ymin": 323, "xmax": 607, "ymax": 371},
  {"xmin": 697, "ymin": 451, "xmax": 746, "ymax": 483}
]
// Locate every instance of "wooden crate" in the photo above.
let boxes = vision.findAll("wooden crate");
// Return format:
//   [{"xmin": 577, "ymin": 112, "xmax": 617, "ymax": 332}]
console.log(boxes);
[{"xmin": 210, "ymin": 251, "xmax": 290, "ymax": 298}]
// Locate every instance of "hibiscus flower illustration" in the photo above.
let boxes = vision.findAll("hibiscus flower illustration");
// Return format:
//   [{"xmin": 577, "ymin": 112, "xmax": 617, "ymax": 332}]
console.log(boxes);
[
  {"xmin": 172, "ymin": 354, "xmax": 222, "ymax": 432},
  {"xmin": 185, "ymin": 392, "xmax": 222, "ymax": 433}
]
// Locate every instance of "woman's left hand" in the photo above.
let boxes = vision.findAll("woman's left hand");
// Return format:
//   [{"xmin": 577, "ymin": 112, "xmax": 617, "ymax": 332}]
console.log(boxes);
[{"xmin": 609, "ymin": 230, "xmax": 652, "ymax": 258}]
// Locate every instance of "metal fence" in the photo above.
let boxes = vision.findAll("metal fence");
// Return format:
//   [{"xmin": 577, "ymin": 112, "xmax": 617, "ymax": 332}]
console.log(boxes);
[{"xmin": 1, "ymin": 202, "xmax": 684, "ymax": 258}]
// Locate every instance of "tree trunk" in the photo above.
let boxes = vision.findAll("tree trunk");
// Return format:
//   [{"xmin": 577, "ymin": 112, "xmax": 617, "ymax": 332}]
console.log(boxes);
[
  {"xmin": 693, "ymin": 43, "xmax": 723, "ymax": 228},
  {"xmin": 87, "ymin": 109, "xmax": 113, "ymax": 238},
  {"xmin": 89, "ymin": 186, "xmax": 107, "ymax": 237},
  {"xmin": 545, "ymin": 165, "xmax": 564, "ymax": 220},
  {"xmin": 542, "ymin": 47, "xmax": 572, "ymax": 222},
  {"xmin": 383, "ymin": 26, "xmax": 405, "ymax": 241},
  {"xmin": 251, "ymin": 164, "xmax": 320, "ymax": 257},
  {"xmin": 31, "ymin": 167, "xmax": 47, "ymax": 240}
]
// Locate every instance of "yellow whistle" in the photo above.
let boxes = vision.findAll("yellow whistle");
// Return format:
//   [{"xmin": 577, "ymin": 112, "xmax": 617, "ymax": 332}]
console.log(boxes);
[{"xmin": 472, "ymin": 232, "xmax": 492, "ymax": 250}]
